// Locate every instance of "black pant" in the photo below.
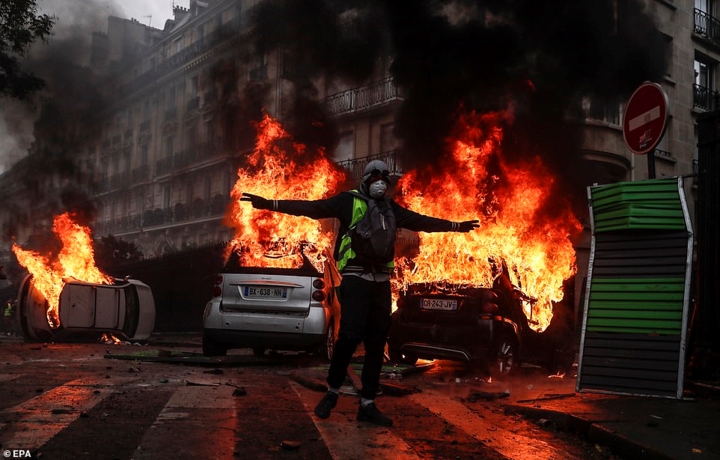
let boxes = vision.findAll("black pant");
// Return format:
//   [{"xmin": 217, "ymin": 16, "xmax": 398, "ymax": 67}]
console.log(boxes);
[{"xmin": 326, "ymin": 275, "xmax": 391, "ymax": 400}]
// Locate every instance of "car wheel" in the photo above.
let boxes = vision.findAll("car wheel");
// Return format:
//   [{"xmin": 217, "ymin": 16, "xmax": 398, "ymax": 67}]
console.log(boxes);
[
  {"xmin": 202, "ymin": 335, "xmax": 228, "ymax": 357},
  {"xmin": 490, "ymin": 336, "xmax": 518, "ymax": 378},
  {"xmin": 388, "ymin": 348, "xmax": 418, "ymax": 366},
  {"xmin": 320, "ymin": 321, "xmax": 335, "ymax": 361},
  {"xmin": 252, "ymin": 347, "xmax": 266, "ymax": 356}
]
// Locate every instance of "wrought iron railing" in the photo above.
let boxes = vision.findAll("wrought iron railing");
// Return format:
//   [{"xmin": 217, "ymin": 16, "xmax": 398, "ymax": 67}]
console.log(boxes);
[
  {"xmin": 693, "ymin": 83, "xmax": 719, "ymax": 111},
  {"xmin": 94, "ymin": 194, "xmax": 230, "ymax": 236},
  {"xmin": 336, "ymin": 149, "xmax": 404, "ymax": 182},
  {"xmin": 322, "ymin": 77, "xmax": 402, "ymax": 117},
  {"xmin": 694, "ymin": 8, "xmax": 720, "ymax": 45}
]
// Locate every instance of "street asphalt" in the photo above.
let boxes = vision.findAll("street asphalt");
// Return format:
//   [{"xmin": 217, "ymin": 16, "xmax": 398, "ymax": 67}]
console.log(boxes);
[
  {"xmin": 3, "ymin": 331, "xmax": 718, "ymax": 459},
  {"xmin": 144, "ymin": 332, "xmax": 720, "ymax": 460}
]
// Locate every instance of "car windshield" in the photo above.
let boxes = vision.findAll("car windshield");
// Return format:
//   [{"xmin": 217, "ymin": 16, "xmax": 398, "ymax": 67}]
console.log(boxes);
[{"xmin": 222, "ymin": 244, "xmax": 322, "ymax": 276}]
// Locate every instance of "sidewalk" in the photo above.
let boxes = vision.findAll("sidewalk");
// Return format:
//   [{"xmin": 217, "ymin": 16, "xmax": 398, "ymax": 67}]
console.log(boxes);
[{"xmin": 495, "ymin": 371, "xmax": 720, "ymax": 460}]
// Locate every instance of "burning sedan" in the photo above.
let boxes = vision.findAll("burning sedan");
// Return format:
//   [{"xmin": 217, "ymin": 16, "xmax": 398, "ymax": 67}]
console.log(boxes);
[
  {"xmin": 387, "ymin": 271, "xmax": 528, "ymax": 375},
  {"xmin": 202, "ymin": 245, "xmax": 340, "ymax": 358},
  {"xmin": 387, "ymin": 110, "xmax": 582, "ymax": 375},
  {"xmin": 387, "ymin": 264, "xmax": 575, "ymax": 377},
  {"xmin": 202, "ymin": 114, "xmax": 346, "ymax": 358}
]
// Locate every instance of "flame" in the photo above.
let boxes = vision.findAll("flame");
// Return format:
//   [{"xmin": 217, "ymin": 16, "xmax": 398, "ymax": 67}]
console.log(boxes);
[
  {"xmin": 12, "ymin": 212, "xmax": 112, "ymax": 328},
  {"xmin": 226, "ymin": 112, "xmax": 347, "ymax": 270},
  {"xmin": 100, "ymin": 333, "xmax": 124, "ymax": 344},
  {"xmin": 395, "ymin": 110, "xmax": 581, "ymax": 332}
]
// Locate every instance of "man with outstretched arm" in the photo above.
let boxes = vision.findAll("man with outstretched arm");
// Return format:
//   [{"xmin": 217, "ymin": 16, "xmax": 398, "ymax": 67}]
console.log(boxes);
[{"xmin": 242, "ymin": 160, "xmax": 479, "ymax": 426}]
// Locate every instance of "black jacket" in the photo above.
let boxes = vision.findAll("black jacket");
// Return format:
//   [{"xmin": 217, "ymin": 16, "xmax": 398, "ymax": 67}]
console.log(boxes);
[{"xmin": 275, "ymin": 190, "xmax": 455, "ymax": 262}]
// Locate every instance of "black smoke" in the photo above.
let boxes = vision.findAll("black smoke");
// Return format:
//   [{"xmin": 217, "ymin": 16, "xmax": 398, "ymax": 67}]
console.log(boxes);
[
  {"xmin": 1, "ymin": 0, "xmax": 120, "ymax": 229},
  {"xmin": 253, "ymin": 0, "xmax": 669, "ymax": 213}
]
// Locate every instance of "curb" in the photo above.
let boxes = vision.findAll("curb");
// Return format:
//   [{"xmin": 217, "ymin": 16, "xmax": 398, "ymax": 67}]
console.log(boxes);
[{"xmin": 505, "ymin": 404, "xmax": 674, "ymax": 460}]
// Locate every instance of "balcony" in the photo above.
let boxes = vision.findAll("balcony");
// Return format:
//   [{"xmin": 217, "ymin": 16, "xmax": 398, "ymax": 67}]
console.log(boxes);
[
  {"xmin": 95, "ymin": 194, "xmax": 231, "ymax": 236},
  {"xmin": 694, "ymin": 8, "xmax": 720, "ymax": 46},
  {"xmin": 323, "ymin": 77, "xmax": 402, "ymax": 117},
  {"xmin": 336, "ymin": 149, "xmax": 404, "ymax": 182},
  {"xmin": 694, "ymin": 83, "xmax": 719, "ymax": 112}
]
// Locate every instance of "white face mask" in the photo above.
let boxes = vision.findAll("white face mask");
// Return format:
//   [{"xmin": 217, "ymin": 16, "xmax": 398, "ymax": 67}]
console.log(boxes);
[{"xmin": 368, "ymin": 180, "xmax": 387, "ymax": 198}]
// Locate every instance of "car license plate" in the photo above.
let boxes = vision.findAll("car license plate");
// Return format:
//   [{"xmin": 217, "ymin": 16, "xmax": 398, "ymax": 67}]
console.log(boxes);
[
  {"xmin": 420, "ymin": 298, "xmax": 458, "ymax": 311},
  {"xmin": 242, "ymin": 286, "xmax": 288, "ymax": 300}
]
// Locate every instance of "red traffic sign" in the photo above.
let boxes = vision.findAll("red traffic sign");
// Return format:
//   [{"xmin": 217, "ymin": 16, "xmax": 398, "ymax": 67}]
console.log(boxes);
[{"xmin": 623, "ymin": 82, "xmax": 669, "ymax": 155}]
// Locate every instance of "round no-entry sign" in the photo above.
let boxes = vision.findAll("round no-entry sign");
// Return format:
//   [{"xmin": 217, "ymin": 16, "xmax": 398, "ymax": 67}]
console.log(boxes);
[{"xmin": 623, "ymin": 82, "xmax": 669, "ymax": 155}]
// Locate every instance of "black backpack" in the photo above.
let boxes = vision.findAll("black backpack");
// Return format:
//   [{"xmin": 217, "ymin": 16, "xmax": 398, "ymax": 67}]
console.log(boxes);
[{"xmin": 347, "ymin": 191, "xmax": 397, "ymax": 266}]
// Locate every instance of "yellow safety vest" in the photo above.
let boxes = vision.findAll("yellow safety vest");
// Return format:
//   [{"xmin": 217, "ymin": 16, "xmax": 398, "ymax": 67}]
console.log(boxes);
[{"xmin": 337, "ymin": 191, "xmax": 395, "ymax": 272}]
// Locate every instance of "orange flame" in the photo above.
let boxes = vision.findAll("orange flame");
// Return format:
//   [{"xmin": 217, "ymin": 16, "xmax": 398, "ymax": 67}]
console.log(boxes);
[
  {"xmin": 100, "ymin": 333, "xmax": 124, "ymax": 344},
  {"xmin": 395, "ymin": 110, "xmax": 581, "ymax": 332},
  {"xmin": 226, "ymin": 113, "xmax": 348, "ymax": 270},
  {"xmin": 12, "ymin": 212, "xmax": 112, "ymax": 328}
]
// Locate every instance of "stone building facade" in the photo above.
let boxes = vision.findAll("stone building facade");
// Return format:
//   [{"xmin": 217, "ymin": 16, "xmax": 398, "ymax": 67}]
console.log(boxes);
[{"xmin": 0, "ymin": 0, "xmax": 714, "ymax": 312}]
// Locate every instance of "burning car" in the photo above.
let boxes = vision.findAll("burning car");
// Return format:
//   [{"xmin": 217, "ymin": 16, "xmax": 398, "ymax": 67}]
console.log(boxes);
[
  {"xmin": 387, "ymin": 267, "xmax": 575, "ymax": 377},
  {"xmin": 201, "ymin": 247, "xmax": 340, "ymax": 359},
  {"xmin": 387, "ymin": 277, "xmax": 528, "ymax": 375},
  {"xmin": 202, "ymin": 115, "xmax": 347, "ymax": 359},
  {"xmin": 11, "ymin": 212, "xmax": 156, "ymax": 343},
  {"xmin": 16, "ymin": 274, "xmax": 156, "ymax": 343}
]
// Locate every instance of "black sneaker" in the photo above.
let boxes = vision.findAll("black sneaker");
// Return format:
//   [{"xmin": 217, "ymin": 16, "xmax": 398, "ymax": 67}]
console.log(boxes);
[
  {"xmin": 357, "ymin": 402, "xmax": 393, "ymax": 427},
  {"xmin": 314, "ymin": 391, "xmax": 339, "ymax": 419}
]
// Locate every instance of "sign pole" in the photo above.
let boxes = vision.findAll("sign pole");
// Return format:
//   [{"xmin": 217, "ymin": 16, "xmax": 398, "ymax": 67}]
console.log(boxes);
[{"xmin": 647, "ymin": 149, "xmax": 656, "ymax": 179}]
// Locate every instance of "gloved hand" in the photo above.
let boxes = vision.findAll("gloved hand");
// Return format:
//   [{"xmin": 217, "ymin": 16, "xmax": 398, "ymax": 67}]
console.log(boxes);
[
  {"xmin": 454, "ymin": 220, "xmax": 480, "ymax": 232},
  {"xmin": 241, "ymin": 193, "xmax": 273, "ymax": 210}
]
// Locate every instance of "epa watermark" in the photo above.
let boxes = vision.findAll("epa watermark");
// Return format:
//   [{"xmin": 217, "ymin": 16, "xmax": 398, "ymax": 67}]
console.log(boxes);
[{"xmin": 2, "ymin": 450, "xmax": 32, "ymax": 458}]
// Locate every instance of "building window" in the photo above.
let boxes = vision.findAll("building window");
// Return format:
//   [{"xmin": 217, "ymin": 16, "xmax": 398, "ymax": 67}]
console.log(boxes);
[
  {"xmin": 190, "ymin": 76, "xmax": 199, "ymax": 98},
  {"xmin": 165, "ymin": 136, "xmax": 174, "ymax": 157},
  {"xmin": 663, "ymin": 34, "xmax": 673, "ymax": 80},
  {"xmin": 334, "ymin": 131, "xmax": 354, "ymax": 162},
  {"xmin": 694, "ymin": 55, "xmax": 717, "ymax": 111},
  {"xmin": 582, "ymin": 97, "xmax": 621, "ymax": 125},
  {"xmin": 168, "ymin": 86, "xmax": 176, "ymax": 109},
  {"xmin": 140, "ymin": 144, "xmax": 148, "ymax": 166},
  {"xmin": 186, "ymin": 126, "xmax": 197, "ymax": 151},
  {"xmin": 380, "ymin": 123, "xmax": 396, "ymax": 153},
  {"xmin": 696, "ymin": 0, "xmax": 714, "ymax": 15},
  {"xmin": 694, "ymin": 0, "xmax": 720, "ymax": 43},
  {"xmin": 163, "ymin": 186, "xmax": 171, "ymax": 209}
]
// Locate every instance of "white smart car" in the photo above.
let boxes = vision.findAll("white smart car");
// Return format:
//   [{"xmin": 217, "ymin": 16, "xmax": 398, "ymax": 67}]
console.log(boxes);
[
  {"xmin": 16, "ymin": 274, "xmax": 156, "ymax": 343},
  {"xmin": 201, "ymin": 250, "xmax": 340, "ymax": 360}
]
